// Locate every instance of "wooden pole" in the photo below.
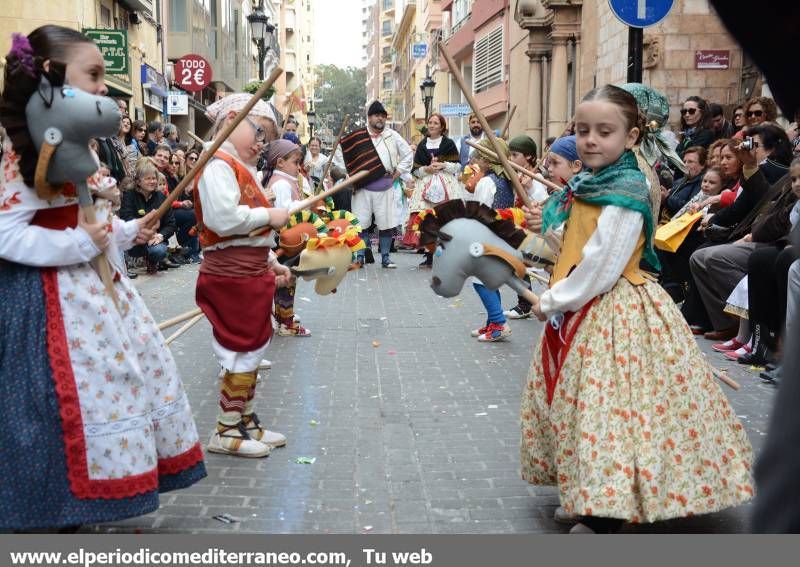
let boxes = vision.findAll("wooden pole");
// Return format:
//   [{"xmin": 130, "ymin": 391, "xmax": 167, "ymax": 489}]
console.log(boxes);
[
  {"xmin": 710, "ymin": 365, "xmax": 741, "ymax": 391},
  {"xmin": 248, "ymin": 170, "xmax": 370, "ymax": 237},
  {"xmin": 164, "ymin": 314, "xmax": 205, "ymax": 346},
  {"xmin": 314, "ymin": 114, "xmax": 350, "ymax": 195},
  {"xmin": 157, "ymin": 307, "xmax": 204, "ymax": 331},
  {"xmin": 186, "ymin": 131, "xmax": 204, "ymax": 146},
  {"xmin": 500, "ymin": 105, "xmax": 517, "ymax": 139},
  {"xmin": 77, "ymin": 183, "xmax": 119, "ymax": 309},
  {"xmin": 465, "ymin": 139, "xmax": 562, "ymax": 193},
  {"xmin": 438, "ymin": 42, "xmax": 533, "ymax": 210},
  {"xmin": 151, "ymin": 66, "xmax": 284, "ymax": 223}
]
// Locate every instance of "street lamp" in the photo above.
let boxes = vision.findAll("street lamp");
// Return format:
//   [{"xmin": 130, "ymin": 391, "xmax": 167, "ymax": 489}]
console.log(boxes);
[
  {"xmin": 248, "ymin": 1, "xmax": 275, "ymax": 80},
  {"xmin": 307, "ymin": 101, "xmax": 316, "ymax": 139},
  {"xmin": 420, "ymin": 75, "xmax": 436, "ymax": 122}
]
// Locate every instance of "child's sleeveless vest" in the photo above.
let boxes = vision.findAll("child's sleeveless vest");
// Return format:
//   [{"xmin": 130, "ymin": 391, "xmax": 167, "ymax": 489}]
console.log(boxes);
[
  {"xmin": 265, "ymin": 171, "xmax": 303, "ymax": 202},
  {"xmin": 193, "ymin": 150, "xmax": 271, "ymax": 248},
  {"xmin": 550, "ymin": 200, "xmax": 646, "ymax": 287}
]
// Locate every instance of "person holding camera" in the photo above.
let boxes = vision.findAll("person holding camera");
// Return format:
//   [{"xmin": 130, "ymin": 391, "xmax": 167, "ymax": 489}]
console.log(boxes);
[{"xmin": 684, "ymin": 124, "xmax": 794, "ymax": 339}]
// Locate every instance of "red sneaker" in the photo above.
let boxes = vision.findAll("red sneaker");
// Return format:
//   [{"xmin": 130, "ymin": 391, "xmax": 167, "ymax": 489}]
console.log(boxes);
[
  {"xmin": 712, "ymin": 339, "xmax": 745, "ymax": 352},
  {"xmin": 724, "ymin": 344, "xmax": 752, "ymax": 361}
]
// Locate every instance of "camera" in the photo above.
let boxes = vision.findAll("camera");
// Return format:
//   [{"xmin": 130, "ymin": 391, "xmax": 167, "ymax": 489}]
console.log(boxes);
[{"xmin": 740, "ymin": 137, "xmax": 758, "ymax": 151}]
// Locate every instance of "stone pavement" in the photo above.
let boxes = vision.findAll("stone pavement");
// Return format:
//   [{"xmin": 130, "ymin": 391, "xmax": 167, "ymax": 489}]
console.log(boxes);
[{"xmin": 88, "ymin": 251, "xmax": 777, "ymax": 534}]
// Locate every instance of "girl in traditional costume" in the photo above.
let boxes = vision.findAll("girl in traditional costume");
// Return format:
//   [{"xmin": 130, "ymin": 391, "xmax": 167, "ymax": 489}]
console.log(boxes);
[
  {"xmin": 0, "ymin": 26, "xmax": 205, "ymax": 531},
  {"xmin": 520, "ymin": 85, "xmax": 753, "ymax": 533}
]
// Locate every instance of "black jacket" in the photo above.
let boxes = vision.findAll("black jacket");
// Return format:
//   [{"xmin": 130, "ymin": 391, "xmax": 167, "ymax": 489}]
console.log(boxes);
[
  {"xmin": 97, "ymin": 138, "xmax": 128, "ymax": 183},
  {"xmin": 676, "ymin": 127, "xmax": 715, "ymax": 157},
  {"xmin": 119, "ymin": 189, "xmax": 176, "ymax": 241},
  {"xmin": 665, "ymin": 170, "xmax": 704, "ymax": 217}
]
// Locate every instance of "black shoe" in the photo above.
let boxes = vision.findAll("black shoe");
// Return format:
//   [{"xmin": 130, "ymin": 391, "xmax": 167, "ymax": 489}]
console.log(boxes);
[
  {"xmin": 127, "ymin": 269, "xmax": 138, "ymax": 279},
  {"xmin": 760, "ymin": 366, "xmax": 781, "ymax": 384},
  {"xmin": 161, "ymin": 259, "xmax": 182, "ymax": 269},
  {"xmin": 737, "ymin": 342, "xmax": 773, "ymax": 366},
  {"xmin": 364, "ymin": 249, "xmax": 375, "ymax": 264}
]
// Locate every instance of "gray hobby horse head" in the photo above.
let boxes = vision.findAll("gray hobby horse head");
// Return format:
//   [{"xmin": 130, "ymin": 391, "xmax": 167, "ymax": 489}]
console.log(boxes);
[
  {"xmin": 419, "ymin": 200, "xmax": 554, "ymax": 301},
  {"xmin": 25, "ymin": 75, "xmax": 120, "ymax": 201}
]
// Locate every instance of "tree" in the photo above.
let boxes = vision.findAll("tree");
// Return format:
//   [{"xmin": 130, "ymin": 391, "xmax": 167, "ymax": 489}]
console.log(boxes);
[
  {"xmin": 314, "ymin": 65, "xmax": 367, "ymax": 136},
  {"xmin": 243, "ymin": 80, "xmax": 276, "ymax": 101}
]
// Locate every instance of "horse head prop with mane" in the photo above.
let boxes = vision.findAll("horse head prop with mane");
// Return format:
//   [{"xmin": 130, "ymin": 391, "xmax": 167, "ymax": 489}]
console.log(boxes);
[
  {"xmin": 25, "ymin": 75, "xmax": 121, "ymax": 202},
  {"xmin": 419, "ymin": 200, "xmax": 556, "ymax": 306}
]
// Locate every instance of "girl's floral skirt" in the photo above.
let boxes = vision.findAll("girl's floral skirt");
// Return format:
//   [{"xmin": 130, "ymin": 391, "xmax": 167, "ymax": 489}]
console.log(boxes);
[{"xmin": 520, "ymin": 278, "xmax": 753, "ymax": 523}]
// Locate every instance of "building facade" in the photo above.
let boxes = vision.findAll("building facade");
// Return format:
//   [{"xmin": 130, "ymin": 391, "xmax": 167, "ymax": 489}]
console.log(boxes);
[{"xmin": 273, "ymin": 0, "xmax": 315, "ymax": 139}]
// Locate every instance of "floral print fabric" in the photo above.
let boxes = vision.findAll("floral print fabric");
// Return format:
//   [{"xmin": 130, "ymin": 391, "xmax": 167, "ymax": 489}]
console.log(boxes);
[{"xmin": 520, "ymin": 279, "xmax": 754, "ymax": 523}]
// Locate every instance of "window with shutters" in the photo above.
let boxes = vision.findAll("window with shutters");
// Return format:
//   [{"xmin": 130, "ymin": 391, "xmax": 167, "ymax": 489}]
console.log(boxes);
[{"xmin": 472, "ymin": 26, "xmax": 503, "ymax": 93}]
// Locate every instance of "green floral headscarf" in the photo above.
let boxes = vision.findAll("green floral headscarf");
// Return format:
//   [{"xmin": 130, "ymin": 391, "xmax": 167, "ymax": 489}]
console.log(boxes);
[
  {"xmin": 542, "ymin": 150, "xmax": 660, "ymax": 270},
  {"xmin": 620, "ymin": 82, "xmax": 686, "ymax": 174}
]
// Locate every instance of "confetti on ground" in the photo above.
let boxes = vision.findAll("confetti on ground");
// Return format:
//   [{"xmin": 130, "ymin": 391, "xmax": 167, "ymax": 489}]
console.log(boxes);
[
  {"xmin": 212, "ymin": 513, "xmax": 239, "ymax": 524},
  {"xmin": 299, "ymin": 297, "xmax": 312, "ymax": 302},
  {"xmin": 380, "ymin": 317, "xmax": 387, "ymax": 321},
  {"xmin": 488, "ymin": 404, "xmax": 498, "ymax": 409},
  {"xmin": 294, "ymin": 457, "xmax": 316, "ymax": 465},
  {"xmin": 749, "ymin": 366, "xmax": 766, "ymax": 371},
  {"xmin": 475, "ymin": 412, "xmax": 488, "ymax": 416},
  {"xmin": 387, "ymin": 350, "xmax": 397, "ymax": 355},
  {"xmin": 309, "ymin": 420, "xmax": 319, "ymax": 426},
  {"xmin": 372, "ymin": 340, "xmax": 381, "ymax": 347},
  {"xmin": 363, "ymin": 525, "xmax": 373, "ymax": 532}
]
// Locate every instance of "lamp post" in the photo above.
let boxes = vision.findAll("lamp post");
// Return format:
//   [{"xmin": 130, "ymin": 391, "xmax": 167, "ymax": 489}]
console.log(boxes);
[
  {"xmin": 307, "ymin": 101, "xmax": 316, "ymax": 139},
  {"xmin": 420, "ymin": 75, "xmax": 436, "ymax": 122},
  {"xmin": 247, "ymin": 1, "xmax": 275, "ymax": 81}
]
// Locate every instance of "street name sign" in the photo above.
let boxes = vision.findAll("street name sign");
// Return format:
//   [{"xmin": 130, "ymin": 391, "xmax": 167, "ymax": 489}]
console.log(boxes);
[
  {"xmin": 412, "ymin": 43, "xmax": 428, "ymax": 59},
  {"xmin": 608, "ymin": 0, "xmax": 675, "ymax": 28},
  {"xmin": 439, "ymin": 103, "xmax": 472, "ymax": 117}
]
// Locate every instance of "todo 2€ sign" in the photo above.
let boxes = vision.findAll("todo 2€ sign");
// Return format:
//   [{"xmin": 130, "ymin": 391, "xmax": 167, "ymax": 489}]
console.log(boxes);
[{"xmin": 175, "ymin": 54, "xmax": 213, "ymax": 92}]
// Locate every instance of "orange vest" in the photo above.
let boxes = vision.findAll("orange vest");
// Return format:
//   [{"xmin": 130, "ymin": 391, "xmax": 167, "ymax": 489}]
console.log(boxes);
[
  {"xmin": 194, "ymin": 150, "xmax": 272, "ymax": 249},
  {"xmin": 550, "ymin": 200, "xmax": 646, "ymax": 287}
]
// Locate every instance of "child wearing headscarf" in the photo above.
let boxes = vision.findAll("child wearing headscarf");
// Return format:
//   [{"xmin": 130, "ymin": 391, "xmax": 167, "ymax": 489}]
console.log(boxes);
[{"xmin": 194, "ymin": 93, "xmax": 293, "ymax": 458}]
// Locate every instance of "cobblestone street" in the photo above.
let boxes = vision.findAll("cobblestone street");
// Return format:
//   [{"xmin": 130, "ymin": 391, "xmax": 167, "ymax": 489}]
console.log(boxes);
[{"xmin": 89, "ymin": 251, "xmax": 777, "ymax": 534}]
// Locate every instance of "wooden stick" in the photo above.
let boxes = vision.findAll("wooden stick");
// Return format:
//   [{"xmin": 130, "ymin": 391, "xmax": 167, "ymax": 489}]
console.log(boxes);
[
  {"xmin": 466, "ymin": 139, "xmax": 562, "ymax": 194},
  {"xmin": 164, "ymin": 314, "xmax": 205, "ymax": 346},
  {"xmin": 186, "ymin": 131, "xmax": 204, "ymax": 145},
  {"xmin": 152, "ymin": 67, "xmax": 284, "ymax": 223},
  {"xmin": 314, "ymin": 114, "xmax": 350, "ymax": 195},
  {"xmin": 439, "ymin": 42, "xmax": 533, "ymax": 210},
  {"xmin": 710, "ymin": 365, "xmax": 741, "ymax": 391},
  {"xmin": 500, "ymin": 105, "xmax": 517, "ymax": 139},
  {"xmin": 529, "ymin": 271, "xmax": 550, "ymax": 286},
  {"xmin": 157, "ymin": 307, "xmax": 204, "ymax": 331},
  {"xmin": 248, "ymin": 170, "xmax": 370, "ymax": 237},
  {"xmin": 77, "ymin": 183, "xmax": 119, "ymax": 310}
]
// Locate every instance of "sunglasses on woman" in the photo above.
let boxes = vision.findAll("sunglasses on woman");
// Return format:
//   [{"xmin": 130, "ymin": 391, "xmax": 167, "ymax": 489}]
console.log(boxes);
[
  {"xmin": 680, "ymin": 108, "xmax": 698, "ymax": 116},
  {"xmin": 746, "ymin": 110, "xmax": 764, "ymax": 118},
  {"xmin": 187, "ymin": 155, "xmax": 198, "ymax": 162}
]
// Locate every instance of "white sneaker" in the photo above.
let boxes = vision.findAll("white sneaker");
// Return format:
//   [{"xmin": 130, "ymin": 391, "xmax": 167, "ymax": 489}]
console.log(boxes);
[
  {"xmin": 554, "ymin": 506, "xmax": 578, "ymax": 524},
  {"xmin": 207, "ymin": 424, "xmax": 270, "ymax": 458},
  {"xmin": 504, "ymin": 305, "xmax": 532, "ymax": 319},
  {"xmin": 258, "ymin": 359, "xmax": 272, "ymax": 370}
]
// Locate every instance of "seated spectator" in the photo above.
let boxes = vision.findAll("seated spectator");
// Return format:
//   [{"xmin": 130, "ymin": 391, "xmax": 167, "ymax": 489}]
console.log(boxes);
[
  {"xmin": 710, "ymin": 103, "xmax": 735, "ymax": 140},
  {"xmin": 676, "ymin": 96, "xmax": 715, "ymax": 158},
  {"xmin": 185, "ymin": 148, "xmax": 200, "ymax": 174},
  {"xmin": 735, "ymin": 158, "xmax": 800, "ymax": 367},
  {"xmin": 734, "ymin": 96, "xmax": 780, "ymax": 139},
  {"xmin": 707, "ymin": 138, "xmax": 728, "ymax": 169},
  {"xmin": 146, "ymin": 120, "xmax": 163, "ymax": 154},
  {"xmin": 659, "ymin": 167, "xmax": 725, "ymax": 302},
  {"xmin": 732, "ymin": 105, "xmax": 746, "ymax": 134},
  {"xmin": 127, "ymin": 119, "xmax": 148, "ymax": 166},
  {"xmin": 166, "ymin": 153, "xmax": 182, "ymax": 192},
  {"xmin": 119, "ymin": 160, "xmax": 178, "ymax": 274},
  {"xmin": 685, "ymin": 135, "xmax": 795, "ymax": 339},
  {"xmin": 663, "ymin": 146, "xmax": 707, "ymax": 218},
  {"xmin": 152, "ymin": 143, "xmax": 172, "ymax": 176},
  {"xmin": 163, "ymin": 123, "xmax": 179, "ymax": 150}
]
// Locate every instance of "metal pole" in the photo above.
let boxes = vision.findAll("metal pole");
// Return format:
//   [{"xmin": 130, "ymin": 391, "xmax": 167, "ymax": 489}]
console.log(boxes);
[
  {"xmin": 258, "ymin": 42, "xmax": 266, "ymax": 81},
  {"xmin": 627, "ymin": 27, "xmax": 643, "ymax": 83}
]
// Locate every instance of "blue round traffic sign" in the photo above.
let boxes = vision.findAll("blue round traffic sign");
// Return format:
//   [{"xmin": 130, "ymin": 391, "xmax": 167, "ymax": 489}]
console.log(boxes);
[{"xmin": 608, "ymin": 0, "xmax": 675, "ymax": 28}]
